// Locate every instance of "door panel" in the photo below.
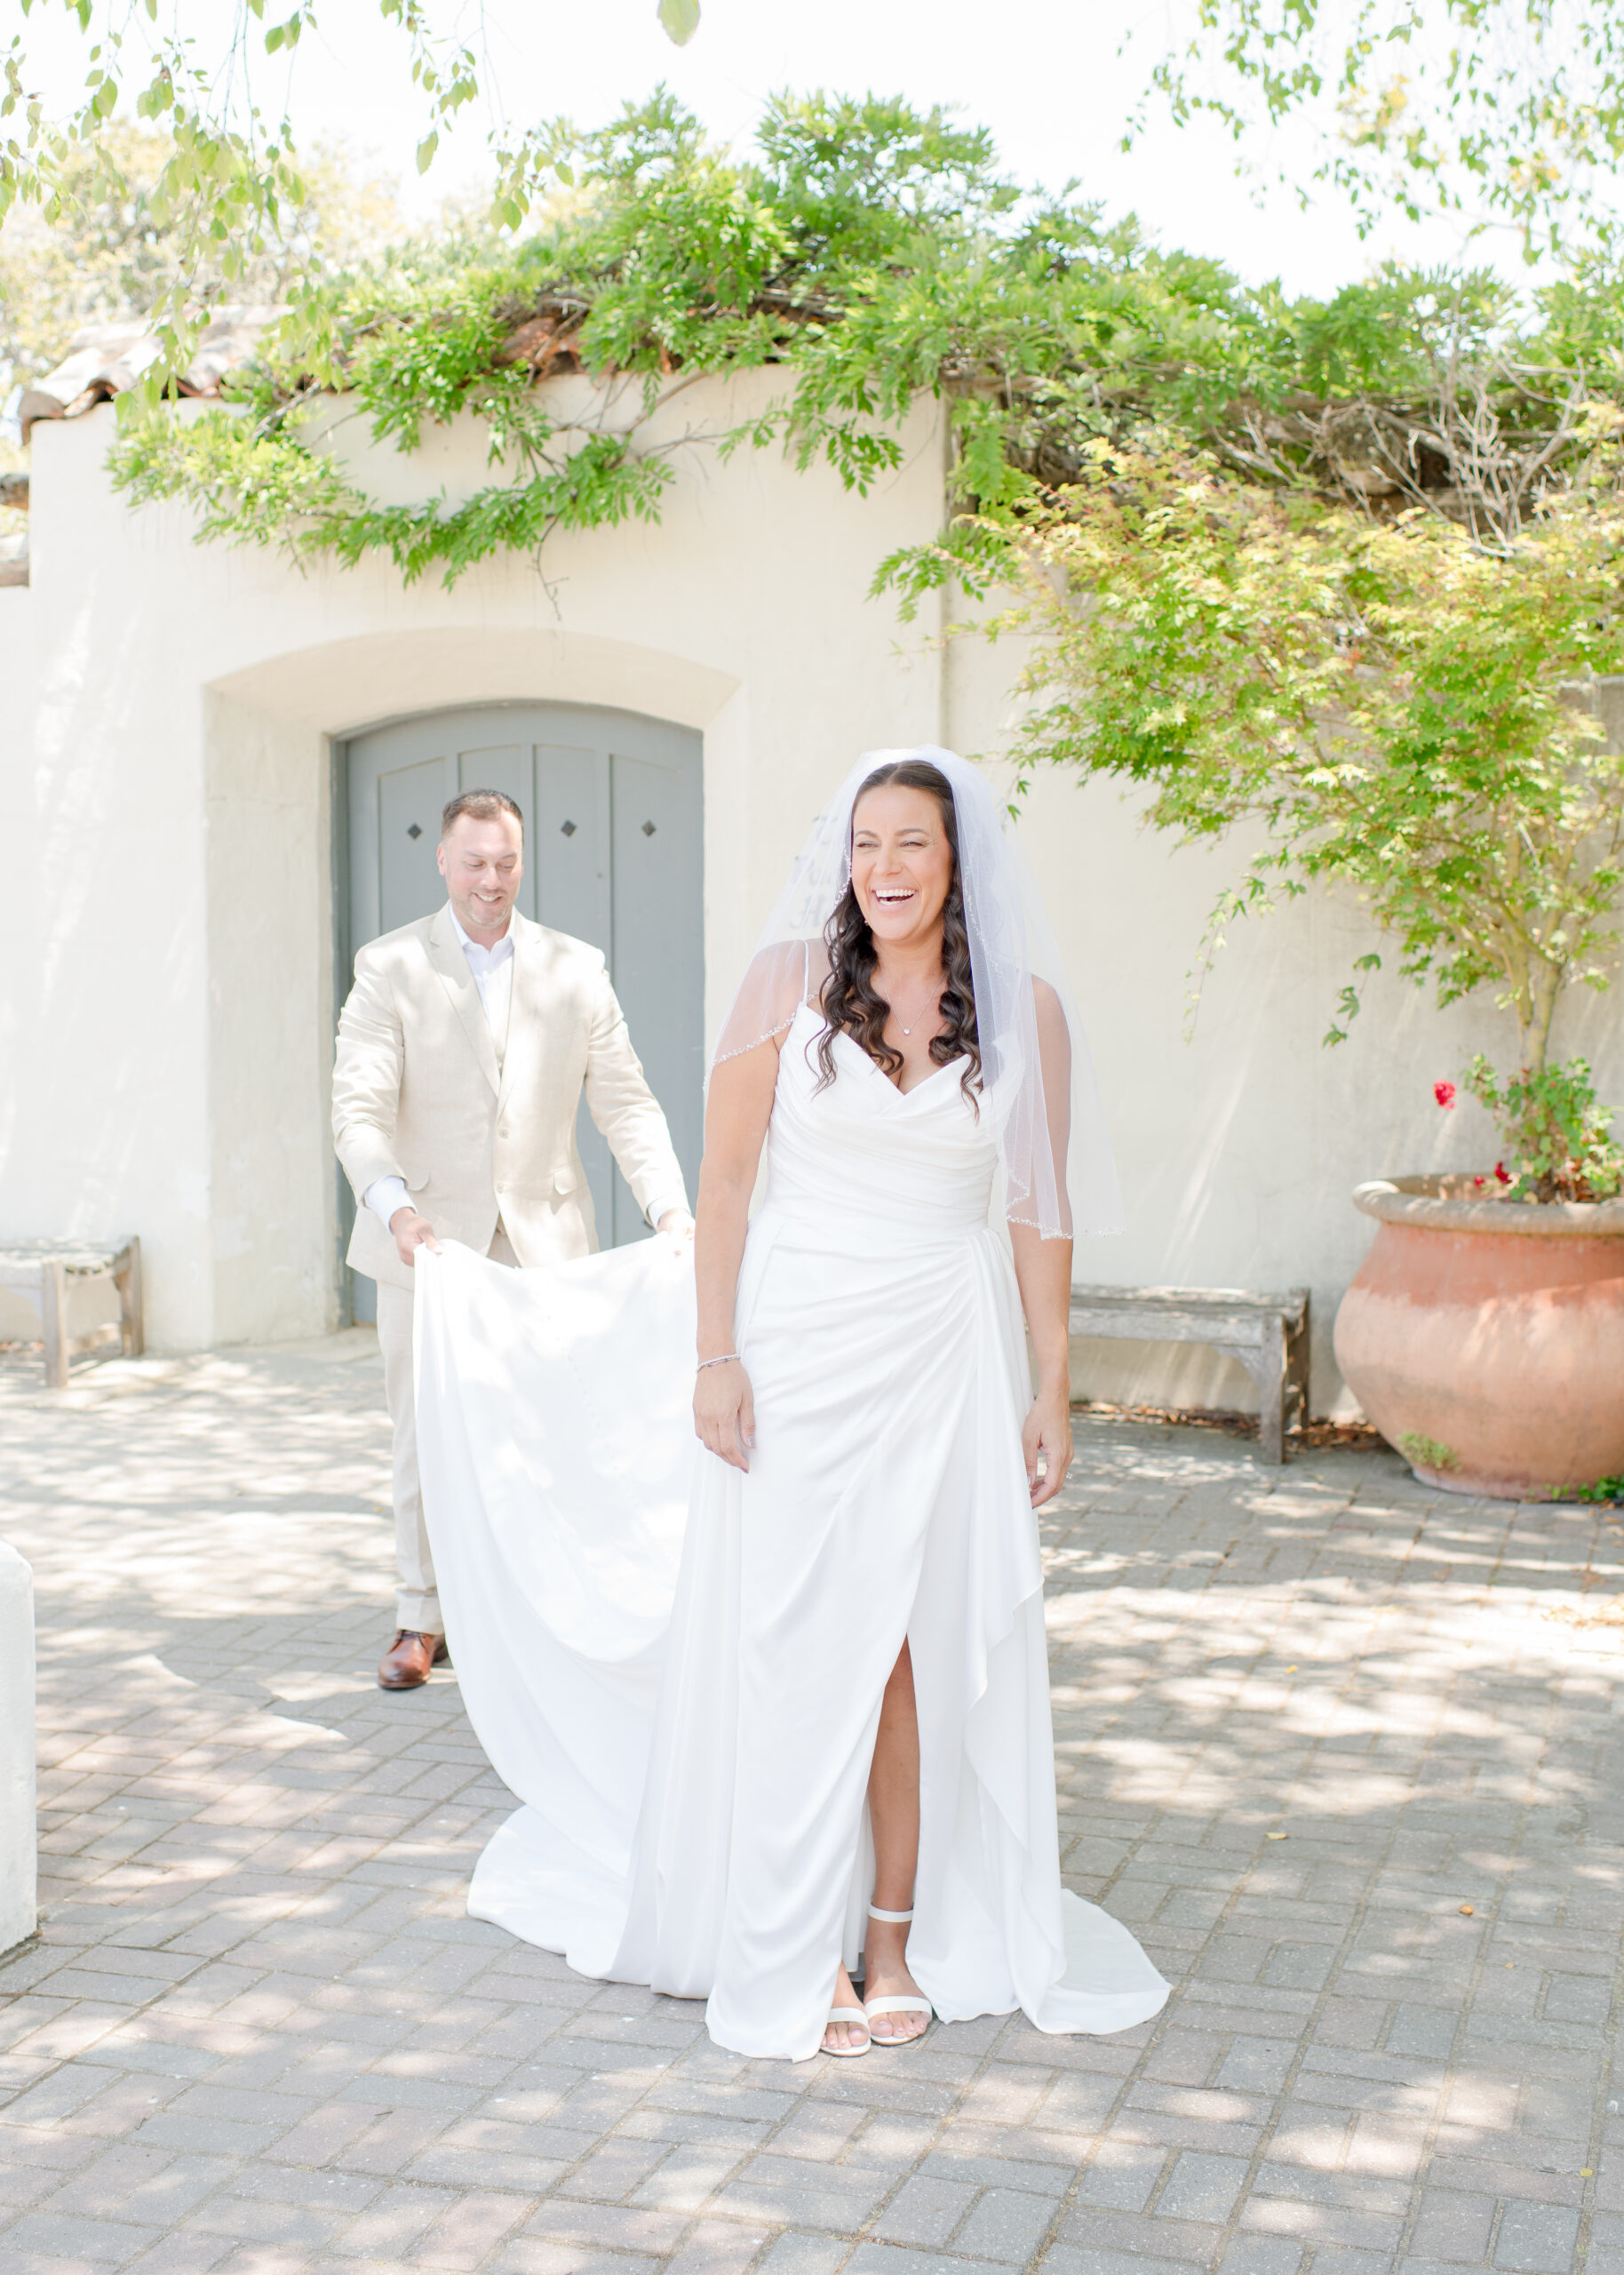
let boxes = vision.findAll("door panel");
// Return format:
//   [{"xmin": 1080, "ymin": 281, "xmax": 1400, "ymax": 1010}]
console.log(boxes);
[
  {"xmin": 532, "ymin": 743, "xmax": 614, "ymax": 1236},
  {"xmin": 377, "ymin": 756, "xmax": 449, "ymax": 934},
  {"xmin": 340, "ymin": 703, "xmax": 704, "ymax": 1315},
  {"xmin": 534, "ymin": 743, "xmax": 609, "ymax": 942},
  {"xmin": 610, "ymin": 749, "xmax": 705, "ymax": 1242}
]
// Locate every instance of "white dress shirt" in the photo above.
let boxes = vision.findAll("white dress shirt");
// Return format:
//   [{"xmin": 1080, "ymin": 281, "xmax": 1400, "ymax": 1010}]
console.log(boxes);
[
  {"xmin": 363, "ymin": 911, "xmax": 687, "ymax": 1234},
  {"xmin": 453, "ymin": 911, "xmax": 516, "ymax": 1050}
]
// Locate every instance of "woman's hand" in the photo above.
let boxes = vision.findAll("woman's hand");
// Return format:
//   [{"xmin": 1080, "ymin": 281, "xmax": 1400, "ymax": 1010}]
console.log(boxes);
[
  {"xmin": 694, "ymin": 1358, "xmax": 756, "ymax": 1473},
  {"xmin": 690, "ymin": 1041, "xmax": 777, "ymax": 1478},
  {"xmin": 1023, "ymin": 1383, "xmax": 1072, "ymax": 1508},
  {"xmin": 1007, "ymin": 1222, "xmax": 1075, "ymax": 1511}
]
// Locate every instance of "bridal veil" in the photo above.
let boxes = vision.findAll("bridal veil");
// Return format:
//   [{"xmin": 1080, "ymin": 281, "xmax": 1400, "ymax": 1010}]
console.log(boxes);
[{"xmin": 712, "ymin": 746, "xmax": 1125, "ymax": 1239}]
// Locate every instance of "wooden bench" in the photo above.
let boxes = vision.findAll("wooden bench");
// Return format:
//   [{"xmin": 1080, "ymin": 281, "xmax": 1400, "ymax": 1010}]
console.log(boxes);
[
  {"xmin": 1069, "ymin": 1283, "xmax": 1310, "ymax": 1463},
  {"xmin": 0, "ymin": 1239, "xmax": 143, "ymax": 1389}
]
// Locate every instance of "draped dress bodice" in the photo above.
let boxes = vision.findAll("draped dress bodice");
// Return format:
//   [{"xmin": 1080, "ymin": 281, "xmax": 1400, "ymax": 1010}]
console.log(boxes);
[{"xmin": 759, "ymin": 1003, "xmax": 996, "ymax": 1240}]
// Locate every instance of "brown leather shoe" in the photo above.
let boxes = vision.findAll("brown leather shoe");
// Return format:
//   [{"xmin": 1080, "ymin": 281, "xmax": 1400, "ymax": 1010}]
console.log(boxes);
[{"xmin": 378, "ymin": 1630, "xmax": 450, "ymax": 1689}]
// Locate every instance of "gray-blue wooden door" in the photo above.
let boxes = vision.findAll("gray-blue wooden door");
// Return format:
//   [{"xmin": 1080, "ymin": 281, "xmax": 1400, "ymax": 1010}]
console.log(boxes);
[{"xmin": 343, "ymin": 702, "xmax": 703, "ymax": 1313}]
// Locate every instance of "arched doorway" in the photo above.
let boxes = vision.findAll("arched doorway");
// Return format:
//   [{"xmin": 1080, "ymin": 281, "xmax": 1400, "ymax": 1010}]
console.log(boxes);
[{"xmin": 338, "ymin": 700, "xmax": 704, "ymax": 1318}]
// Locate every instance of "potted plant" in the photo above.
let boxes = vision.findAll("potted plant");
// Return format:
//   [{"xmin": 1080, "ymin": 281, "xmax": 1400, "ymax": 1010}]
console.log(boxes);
[
  {"xmin": 951, "ymin": 411, "xmax": 1624, "ymax": 1496},
  {"xmin": 1340, "ymin": 1060, "xmax": 1624, "ymax": 1497}
]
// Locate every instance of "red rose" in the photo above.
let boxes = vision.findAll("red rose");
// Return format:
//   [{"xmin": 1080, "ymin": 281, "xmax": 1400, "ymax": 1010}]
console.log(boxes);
[
  {"xmin": 1494, "ymin": 1161, "xmax": 1511, "ymax": 1185},
  {"xmin": 1434, "ymin": 1081, "xmax": 1457, "ymax": 1110}
]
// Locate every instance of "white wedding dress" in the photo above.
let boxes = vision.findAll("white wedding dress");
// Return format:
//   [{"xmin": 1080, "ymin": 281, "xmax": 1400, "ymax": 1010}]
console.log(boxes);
[{"xmin": 415, "ymin": 1000, "xmax": 1169, "ymax": 2061}]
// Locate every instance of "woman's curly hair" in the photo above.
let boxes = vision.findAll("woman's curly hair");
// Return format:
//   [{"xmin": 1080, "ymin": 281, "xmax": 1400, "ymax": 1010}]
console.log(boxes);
[{"xmin": 815, "ymin": 759, "xmax": 981, "ymax": 1099}]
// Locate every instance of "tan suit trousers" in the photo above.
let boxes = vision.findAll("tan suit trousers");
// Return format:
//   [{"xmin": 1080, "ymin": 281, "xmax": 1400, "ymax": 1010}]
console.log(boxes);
[{"xmin": 374, "ymin": 1224, "xmax": 518, "ymax": 1634}]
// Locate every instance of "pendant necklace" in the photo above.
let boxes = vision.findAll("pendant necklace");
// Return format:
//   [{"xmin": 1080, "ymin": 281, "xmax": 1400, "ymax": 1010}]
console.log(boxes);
[{"xmin": 892, "ymin": 980, "xmax": 941, "ymax": 1037}]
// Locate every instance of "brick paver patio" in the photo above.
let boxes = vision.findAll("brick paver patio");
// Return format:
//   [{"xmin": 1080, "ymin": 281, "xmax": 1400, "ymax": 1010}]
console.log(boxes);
[{"xmin": 1, "ymin": 1329, "xmax": 1620, "ymax": 2275}]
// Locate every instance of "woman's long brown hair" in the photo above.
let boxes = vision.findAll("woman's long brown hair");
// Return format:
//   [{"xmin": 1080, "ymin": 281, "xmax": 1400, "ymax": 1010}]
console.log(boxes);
[{"xmin": 815, "ymin": 759, "xmax": 981, "ymax": 1098}]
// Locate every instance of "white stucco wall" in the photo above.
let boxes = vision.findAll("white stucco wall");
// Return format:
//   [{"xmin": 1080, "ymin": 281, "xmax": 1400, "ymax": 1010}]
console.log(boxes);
[{"xmin": 2, "ymin": 373, "xmax": 1618, "ymax": 1412}]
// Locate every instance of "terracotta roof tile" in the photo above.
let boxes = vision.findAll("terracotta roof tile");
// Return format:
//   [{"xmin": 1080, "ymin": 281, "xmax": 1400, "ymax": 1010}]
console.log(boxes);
[{"xmin": 19, "ymin": 305, "xmax": 280, "ymax": 439}]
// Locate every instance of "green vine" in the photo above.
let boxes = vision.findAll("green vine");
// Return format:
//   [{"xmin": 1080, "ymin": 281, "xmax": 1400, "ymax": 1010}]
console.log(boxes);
[{"xmin": 107, "ymin": 89, "xmax": 1624, "ymax": 590}]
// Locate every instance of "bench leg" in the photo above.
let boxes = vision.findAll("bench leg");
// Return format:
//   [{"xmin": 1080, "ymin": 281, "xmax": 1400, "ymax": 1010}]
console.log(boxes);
[
  {"xmin": 114, "ymin": 1241, "xmax": 144, "ymax": 1360},
  {"xmin": 1285, "ymin": 1297, "xmax": 1310, "ymax": 1435},
  {"xmin": 1249, "ymin": 1324, "xmax": 1288, "ymax": 1464},
  {"xmin": 40, "ymin": 1262, "xmax": 69, "ymax": 1391}
]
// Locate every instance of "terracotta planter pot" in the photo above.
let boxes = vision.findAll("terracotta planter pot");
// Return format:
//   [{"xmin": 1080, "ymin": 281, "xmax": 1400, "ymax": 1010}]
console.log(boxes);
[{"xmin": 1333, "ymin": 1175, "xmax": 1624, "ymax": 1498}]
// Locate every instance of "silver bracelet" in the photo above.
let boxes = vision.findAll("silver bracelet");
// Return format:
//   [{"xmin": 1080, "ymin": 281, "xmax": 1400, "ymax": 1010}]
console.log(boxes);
[{"xmin": 697, "ymin": 1353, "xmax": 740, "ymax": 1371}]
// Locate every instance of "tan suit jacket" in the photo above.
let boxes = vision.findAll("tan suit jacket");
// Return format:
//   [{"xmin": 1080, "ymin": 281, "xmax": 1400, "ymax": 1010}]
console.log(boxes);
[{"xmin": 333, "ymin": 905, "xmax": 687, "ymax": 1293}]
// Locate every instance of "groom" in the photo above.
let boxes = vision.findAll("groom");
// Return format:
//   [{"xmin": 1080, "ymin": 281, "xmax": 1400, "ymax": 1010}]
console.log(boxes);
[{"xmin": 333, "ymin": 787, "xmax": 692, "ymax": 1689}]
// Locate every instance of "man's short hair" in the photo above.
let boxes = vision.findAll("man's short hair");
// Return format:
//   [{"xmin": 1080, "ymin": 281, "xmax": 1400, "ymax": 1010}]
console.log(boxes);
[{"xmin": 441, "ymin": 788, "xmax": 524, "ymax": 841}]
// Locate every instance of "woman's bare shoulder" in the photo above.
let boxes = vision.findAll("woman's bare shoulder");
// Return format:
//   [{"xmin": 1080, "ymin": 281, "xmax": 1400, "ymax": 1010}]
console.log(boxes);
[
  {"xmin": 744, "ymin": 938, "xmax": 819, "ymax": 986},
  {"xmin": 714, "ymin": 939, "xmax": 824, "ymax": 1066},
  {"xmin": 1031, "ymin": 975, "xmax": 1067, "ymax": 1026}
]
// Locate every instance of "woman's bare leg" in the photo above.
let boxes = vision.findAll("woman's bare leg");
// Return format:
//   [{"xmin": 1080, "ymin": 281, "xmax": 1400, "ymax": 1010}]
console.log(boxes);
[
  {"xmin": 870, "ymin": 1638, "xmax": 921, "ymax": 1910},
  {"xmin": 823, "ymin": 1641, "xmax": 927, "ymax": 2050}
]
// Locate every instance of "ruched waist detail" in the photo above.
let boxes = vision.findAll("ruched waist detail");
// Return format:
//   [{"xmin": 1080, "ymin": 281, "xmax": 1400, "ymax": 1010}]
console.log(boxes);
[{"xmin": 757, "ymin": 1177, "xmax": 994, "ymax": 1245}]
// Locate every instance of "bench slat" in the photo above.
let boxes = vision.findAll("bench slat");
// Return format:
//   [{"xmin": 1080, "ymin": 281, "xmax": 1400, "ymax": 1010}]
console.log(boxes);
[
  {"xmin": 1071, "ymin": 1306, "xmax": 1275, "ymax": 1350},
  {"xmin": 1071, "ymin": 1283, "xmax": 1308, "ymax": 1324},
  {"xmin": 0, "ymin": 1241, "xmax": 134, "ymax": 1280}
]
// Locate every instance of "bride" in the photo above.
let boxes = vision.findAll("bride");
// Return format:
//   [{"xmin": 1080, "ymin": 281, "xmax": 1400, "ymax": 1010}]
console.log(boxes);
[{"xmin": 413, "ymin": 746, "xmax": 1169, "ymax": 2062}]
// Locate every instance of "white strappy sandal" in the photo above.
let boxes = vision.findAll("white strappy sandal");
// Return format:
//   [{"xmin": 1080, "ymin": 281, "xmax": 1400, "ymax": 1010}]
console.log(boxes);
[
  {"xmin": 821, "ymin": 2000, "xmax": 872, "ymax": 2057},
  {"xmin": 862, "ymin": 1905, "xmax": 934, "ymax": 2047}
]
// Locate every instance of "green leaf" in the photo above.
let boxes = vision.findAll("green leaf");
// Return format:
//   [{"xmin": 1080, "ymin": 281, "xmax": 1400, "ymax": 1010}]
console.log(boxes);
[
  {"xmin": 657, "ymin": 0, "xmax": 700, "ymax": 45},
  {"xmin": 416, "ymin": 130, "xmax": 438, "ymax": 173}
]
